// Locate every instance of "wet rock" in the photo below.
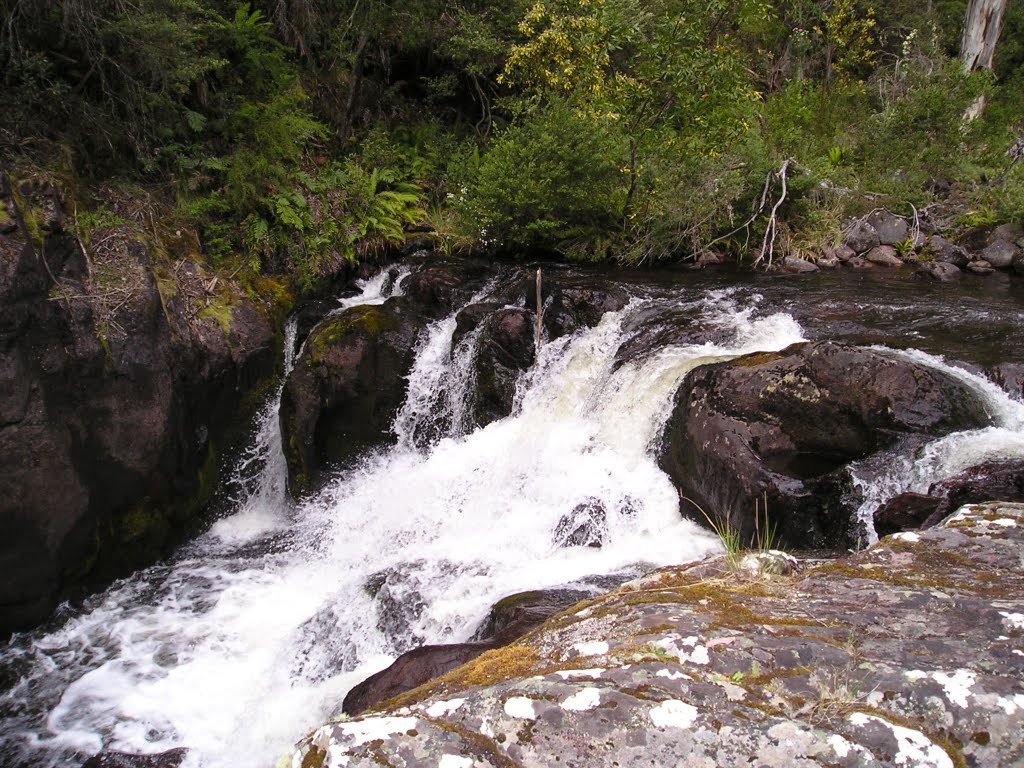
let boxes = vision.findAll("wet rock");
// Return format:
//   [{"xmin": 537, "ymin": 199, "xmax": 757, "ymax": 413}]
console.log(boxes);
[
  {"xmin": 472, "ymin": 588, "xmax": 596, "ymax": 645},
  {"xmin": 81, "ymin": 748, "xmax": 189, "ymax": 768},
  {"xmin": 981, "ymin": 239, "xmax": 1019, "ymax": 269},
  {"xmin": 342, "ymin": 642, "xmax": 493, "ymax": 715},
  {"xmin": 926, "ymin": 235, "xmax": 971, "ymax": 268},
  {"xmin": 843, "ymin": 219, "xmax": 880, "ymax": 253},
  {"xmin": 914, "ymin": 261, "xmax": 961, "ymax": 281},
  {"xmin": 659, "ymin": 341, "xmax": 992, "ymax": 551},
  {"xmin": 845, "ymin": 255, "xmax": 873, "ymax": 269},
  {"xmin": 865, "ymin": 210, "xmax": 909, "ymax": 246},
  {"xmin": 989, "ymin": 362, "xmax": 1024, "ymax": 399},
  {"xmin": 464, "ymin": 307, "xmax": 535, "ymax": 428},
  {"xmin": 613, "ymin": 303, "xmax": 732, "ymax": 370},
  {"xmin": 1014, "ymin": 251, "xmax": 1024, "ymax": 276},
  {"xmin": 542, "ymin": 282, "xmax": 628, "ymax": 341},
  {"xmin": 552, "ymin": 499, "xmax": 607, "ymax": 548},
  {"xmin": 927, "ymin": 459, "xmax": 1024, "ymax": 523},
  {"xmin": 967, "ymin": 259, "xmax": 995, "ymax": 274},
  {"xmin": 280, "ymin": 301, "xmax": 420, "ymax": 496},
  {"xmin": 778, "ymin": 256, "xmax": 819, "ymax": 274},
  {"xmin": 343, "ymin": 586, "xmax": 597, "ymax": 716},
  {"xmin": 402, "ymin": 259, "xmax": 491, "ymax": 318},
  {"xmin": 864, "ymin": 245, "xmax": 903, "ymax": 267},
  {"xmin": 292, "ymin": 503, "xmax": 1024, "ymax": 768},
  {"xmin": 366, "ymin": 566, "xmax": 429, "ymax": 652},
  {"xmin": 873, "ymin": 493, "xmax": 944, "ymax": 537},
  {"xmin": 1, "ymin": 177, "xmax": 279, "ymax": 635}
]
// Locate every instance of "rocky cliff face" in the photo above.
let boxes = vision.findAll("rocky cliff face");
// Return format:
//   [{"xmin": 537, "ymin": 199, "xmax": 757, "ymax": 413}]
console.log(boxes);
[
  {"xmin": 0, "ymin": 175, "xmax": 285, "ymax": 634},
  {"xmin": 290, "ymin": 502, "xmax": 1024, "ymax": 768}
]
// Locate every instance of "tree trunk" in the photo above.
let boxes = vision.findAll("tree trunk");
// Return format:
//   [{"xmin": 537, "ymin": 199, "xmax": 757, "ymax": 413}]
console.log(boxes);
[{"xmin": 961, "ymin": 0, "xmax": 1007, "ymax": 72}]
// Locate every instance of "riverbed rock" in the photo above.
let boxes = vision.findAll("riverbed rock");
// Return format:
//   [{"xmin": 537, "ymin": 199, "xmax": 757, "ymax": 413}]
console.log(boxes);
[
  {"xmin": 0, "ymin": 175, "xmax": 280, "ymax": 635},
  {"xmin": 914, "ymin": 261, "xmax": 961, "ymax": 281},
  {"xmin": 778, "ymin": 255, "xmax": 819, "ymax": 273},
  {"xmin": 291, "ymin": 502, "xmax": 1024, "ymax": 768},
  {"xmin": 967, "ymin": 259, "xmax": 995, "ymax": 274},
  {"xmin": 926, "ymin": 235, "xmax": 970, "ymax": 268},
  {"xmin": 402, "ymin": 258, "xmax": 491, "ymax": 318},
  {"xmin": 864, "ymin": 245, "xmax": 903, "ymax": 267},
  {"xmin": 843, "ymin": 219, "xmax": 880, "ymax": 253},
  {"xmin": 81, "ymin": 748, "xmax": 189, "ymax": 768},
  {"xmin": 865, "ymin": 210, "xmax": 909, "ymax": 246},
  {"xmin": 659, "ymin": 341, "xmax": 992, "ymax": 551},
  {"xmin": 873, "ymin": 493, "xmax": 944, "ymax": 537},
  {"xmin": 989, "ymin": 362, "xmax": 1024, "ymax": 398},
  {"xmin": 280, "ymin": 300, "xmax": 421, "ymax": 495},
  {"xmin": 461, "ymin": 306, "xmax": 535, "ymax": 427},
  {"xmin": 980, "ymin": 239, "xmax": 1019, "ymax": 269}
]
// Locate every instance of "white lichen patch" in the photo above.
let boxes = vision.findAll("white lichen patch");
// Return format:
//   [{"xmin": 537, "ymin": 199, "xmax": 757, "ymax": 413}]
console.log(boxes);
[
  {"xmin": 503, "ymin": 697, "xmax": 538, "ymax": 719},
  {"xmin": 438, "ymin": 755, "xmax": 474, "ymax": 768},
  {"xmin": 904, "ymin": 669, "xmax": 975, "ymax": 708},
  {"xmin": 574, "ymin": 640, "xmax": 610, "ymax": 657},
  {"xmin": 561, "ymin": 687, "xmax": 602, "ymax": 712},
  {"xmin": 337, "ymin": 716, "xmax": 419, "ymax": 747},
  {"xmin": 655, "ymin": 636, "xmax": 710, "ymax": 665},
  {"xmin": 479, "ymin": 715, "xmax": 495, "ymax": 738},
  {"xmin": 829, "ymin": 734, "xmax": 853, "ymax": 758},
  {"xmin": 999, "ymin": 612, "xmax": 1024, "ymax": 631},
  {"xmin": 555, "ymin": 668, "xmax": 605, "ymax": 680},
  {"xmin": 715, "ymin": 680, "xmax": 746, "ymax": 701},
  {"xmin": 656, "ymin": 669, "xmax": 692, "ymax": 681},
  {"xmin": 425, "ymin": 698, "xmax": 466, "ymax": 718},
  {"xmin": 997, "ymin": 693, "xmax": 1024, "ymax": 714},
  {"xmin": 992, "ymin": 518, "xmax": 1018, "ymax": 527},
  {"xmin": 849, "ymin": 713, "xmax": 953, "ymax": 768},
  {"xmin": 649, "ymin": 699, "xmax": 699, "ymax": 729},
  {"xmin": 891, "ymin": 532, "xmax": 921, "ymax": 543},
  {"xmin": 932, "ymin": 670, "xmax": 976, "ymax": 708}
]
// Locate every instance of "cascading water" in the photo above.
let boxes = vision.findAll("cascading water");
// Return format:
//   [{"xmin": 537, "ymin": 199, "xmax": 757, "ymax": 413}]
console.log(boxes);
[
  {"xmin": 1, "ymin": 268, "xmax": 1021, "ymax": 768},
  {"xmin": 849, "ymin": 346, "xmax": 1024, "ymax": 544}
]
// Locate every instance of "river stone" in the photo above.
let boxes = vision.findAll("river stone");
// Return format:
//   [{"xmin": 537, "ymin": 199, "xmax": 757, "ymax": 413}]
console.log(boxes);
[
  {"xmin": 988, "ymin": 222, "xmax": 1023, "ymax": 244},
  {"xmin": 280, "ymin": 300, "xmax": 420, "ymax": 496},
  {"xmin": 292, "ymin": 503, "xmax": 1024, "ymax": 768},
  {"xmin": 865, "ymin": 210, "xmax": 909, "ymax": 246},
  {"xmin": 914, "ymin": 261, "xmax": 961, "ymax": 281},
  {"xmin": 778, "ymin": 255, "xmax": 819, "ymax": 273},
  {"xmin": 843, "ymin": 219, "xmax": 880, "ymax": 253},
  {"xmin": 464, "ymin": 306, "xmax": 535, "ymax": 428},
  {"xmin": 927, "ymin": 235, "xmax": 970, "ymax": 267},
  {"xmin": 873, "ymin": 493, "xmax": 944, "ymax": 537},
  {"xmin": 402, "ymin": 258, "xmax": 491, "ymax": 318},
  {"xmin": 989, "ymin": 362, "xmax": 1024, "ymax": 398},
  {"xmin": 659, "ymin": 341, "xmax": 992, "ymax": 551},
  {"xmin": 81, "ymin": 748, "xmax": 189, "ymax": 768},
  {"xmin": 967, "ymin": 259, "xmax": 994, "ymax": 274},
  {"xmin": 845, "ymin": 255, "xmax": 873, "ymax": 269},
  {"xmin": 864, "ymin": 245, "xmax": 903, "ymax": 267},
  {"xmin": 981, "ymin": 239, "xmax": 1018, "ymax": 269},
  {"xmin": 926, "ymin": 459, "xmax": 1024, "ymax": 524}
]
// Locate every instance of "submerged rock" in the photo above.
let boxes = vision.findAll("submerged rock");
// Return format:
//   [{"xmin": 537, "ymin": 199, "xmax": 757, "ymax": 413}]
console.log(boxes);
[
  {"xmin": 81, "ymin": 748, "xmax": 189, "ymax": 768},
  {"xmin": 292, "ymin": 503, "xmax": 1024, "ymax": 768},
  {"xmin": 659, "ymin": 341, "xmax": 992, "ymax": 550}
]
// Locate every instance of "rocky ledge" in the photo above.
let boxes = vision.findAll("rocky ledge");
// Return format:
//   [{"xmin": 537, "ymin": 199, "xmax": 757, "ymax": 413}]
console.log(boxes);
[{"xmin": 290, "ymin": 502, "xmax": 1024, "ymax": 767}]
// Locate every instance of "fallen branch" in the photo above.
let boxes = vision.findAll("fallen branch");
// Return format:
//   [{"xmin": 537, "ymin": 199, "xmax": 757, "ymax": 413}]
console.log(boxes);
[
  {"xmin": 534, "ymin": 268, "xmax": 544, "ymax": 356},
  {"xmin": 753, "ymin": 158, "xmax": 792, "ymax": 268}
]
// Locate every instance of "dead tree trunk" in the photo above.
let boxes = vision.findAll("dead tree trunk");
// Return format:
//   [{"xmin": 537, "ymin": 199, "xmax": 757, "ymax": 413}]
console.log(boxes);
[
  {"xmin": 961, "ymin": 0, "xmax": 1007, "ymax": 119},
  {"xmin": 962, "ymin": 0, "xmax": 1007, "ymax": 71}
]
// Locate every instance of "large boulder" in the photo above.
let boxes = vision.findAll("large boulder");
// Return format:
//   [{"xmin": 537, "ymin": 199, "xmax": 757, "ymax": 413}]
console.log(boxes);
[
  {"xmin": 280, "ymin": 300, "xmax": 420, "ymax": 495},
  {"xmin": 292, "ymin": 503, "xmax": 1024, "ymax": 768},
  {"xmin": 865, "ymin": 210, "xmax": 909, "ymax": 246},
  {"xmin": 0, "ymin": 176, "xmax": 280, "ymax": 635},
  {"xmin": 659, "ymin": 341, "xmax": 992, "ymax": 550}
]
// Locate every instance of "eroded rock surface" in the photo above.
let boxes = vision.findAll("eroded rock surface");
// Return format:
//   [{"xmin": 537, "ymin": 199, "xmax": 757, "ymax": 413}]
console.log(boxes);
[{"xmin": 290, "ymin": 503, "xmax": 1024, "ymax": 768}]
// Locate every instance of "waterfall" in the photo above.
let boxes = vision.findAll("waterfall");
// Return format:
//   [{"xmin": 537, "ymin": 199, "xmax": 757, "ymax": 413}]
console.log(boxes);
[{"xmin": 2, "ymin": 269, "xmax": 1019, "ymax": 768}]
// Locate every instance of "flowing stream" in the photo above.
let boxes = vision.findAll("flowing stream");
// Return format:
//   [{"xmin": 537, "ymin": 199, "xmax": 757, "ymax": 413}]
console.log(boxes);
[{"xmin": 1, "ymin": 265, "xmax": 1022, "ymax": 767}]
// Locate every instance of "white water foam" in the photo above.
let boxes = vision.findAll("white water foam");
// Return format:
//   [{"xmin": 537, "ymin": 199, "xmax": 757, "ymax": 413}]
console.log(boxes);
[
  {"xmin": 0, "ymin": 284, "xmax": 820, "ymax": 768},
  {"xmin": 850, "ymin": 346, "xmax": 1024, "ymax": 543}
]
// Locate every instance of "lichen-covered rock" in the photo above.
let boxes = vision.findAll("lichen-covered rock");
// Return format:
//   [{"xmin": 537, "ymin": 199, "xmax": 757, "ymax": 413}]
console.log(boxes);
[
  {"xmin": 844, "ymin": 220, "xmax": 880, "ymax": 253},
  {"xmin": 980, "ymin": 239, "xmax": 1019, "ymax": 269},
  {"xmin": 926, "ymin": 235, "xmax": 970, "ymax": 268},
  {"xmin": 280, "ymin": 300, "xmax": 420, "ymax": 496},
  {"xmin": 914, "ymin": 261, "xmax": 961, "ymax": 282},
  {"xmin": 290, "ymin": 503, "xmax": 1024, "ymax": 768},
  {"xmin": 658, "ymin": 341, "xmax": 992, "ymax": 550}
]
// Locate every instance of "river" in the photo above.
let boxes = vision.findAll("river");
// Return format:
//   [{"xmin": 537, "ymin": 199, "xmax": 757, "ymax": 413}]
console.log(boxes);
[{"xmin": 1, "ymin": 263, "xmax": 1022, "ymax": 767}]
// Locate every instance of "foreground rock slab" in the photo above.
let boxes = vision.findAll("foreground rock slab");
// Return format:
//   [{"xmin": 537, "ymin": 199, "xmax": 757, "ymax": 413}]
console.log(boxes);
[{"xmin": 291, "ymin": 503, "xmax": 1024, "ymax": 767}]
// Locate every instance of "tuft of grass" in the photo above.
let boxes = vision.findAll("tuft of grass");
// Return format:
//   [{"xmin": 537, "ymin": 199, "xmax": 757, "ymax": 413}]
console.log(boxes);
[{"xmin": 682, "ymin": 492, "xmax": 779, "ymax": 571}]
